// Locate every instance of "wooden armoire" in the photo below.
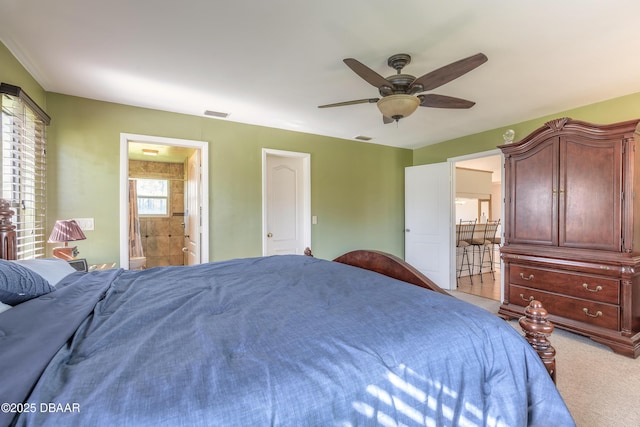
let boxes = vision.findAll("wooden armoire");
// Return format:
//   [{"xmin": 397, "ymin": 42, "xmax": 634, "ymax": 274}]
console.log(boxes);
[{"xmin": 498, "ymin": 117, "xmax": 640, "ymax": 358}]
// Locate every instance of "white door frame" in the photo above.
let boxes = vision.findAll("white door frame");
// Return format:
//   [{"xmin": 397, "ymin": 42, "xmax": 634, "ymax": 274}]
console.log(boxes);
[
  {"xmin": 119, "ymin": 133, "xmax": 209, "ymax": 269},
  {"xmin": 448, "ymin": 148, "xmax": 504, "ymax": 298},
  {"xmin": 261, "ymin": 149, "xmax": 311, "ymax": 256},
  {"xmin": 185, "ymin": 150, "xmax": 201, "ymax": 266}
]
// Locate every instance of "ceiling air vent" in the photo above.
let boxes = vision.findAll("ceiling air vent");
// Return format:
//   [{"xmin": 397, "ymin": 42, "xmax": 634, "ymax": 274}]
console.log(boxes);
[{"xmin": 204, "ymin": 110, "xmax": 229, "ymax": 119}]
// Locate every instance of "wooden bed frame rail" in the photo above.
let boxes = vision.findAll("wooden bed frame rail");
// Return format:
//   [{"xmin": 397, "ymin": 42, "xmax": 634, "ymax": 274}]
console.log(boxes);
[{"xmin": 334, "ymin": 249, "xmax": 557, "ymax": 382}]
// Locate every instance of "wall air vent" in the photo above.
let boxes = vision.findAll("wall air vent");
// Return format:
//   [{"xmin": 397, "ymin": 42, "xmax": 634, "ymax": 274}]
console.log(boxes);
[
  {"xmin": 204, "ymin": 110, "xmax": 229, "ymax": 118},
  {"xmin": 354, "ymin": 135, "xmax": 372, "ymax": 141}
]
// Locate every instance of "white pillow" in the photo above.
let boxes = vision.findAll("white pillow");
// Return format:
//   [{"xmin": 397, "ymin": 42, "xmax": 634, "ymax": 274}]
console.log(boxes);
[
  {"xmin": 13, "ymin": 258, "xmax": 77, "ymax": 287},
  {"xmin": 0, "ymin": 301, "xmax": 11, "ymax": 313}
]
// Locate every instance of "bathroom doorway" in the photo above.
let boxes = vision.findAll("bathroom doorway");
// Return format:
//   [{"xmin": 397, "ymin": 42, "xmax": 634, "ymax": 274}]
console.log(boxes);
[
  {"xmin": 119, "ymin": 133, "xmax": 209, "ymax": 269},
  {"xmin": 452, "ymin": 151, "xmax": 503, "ymax": 301}
]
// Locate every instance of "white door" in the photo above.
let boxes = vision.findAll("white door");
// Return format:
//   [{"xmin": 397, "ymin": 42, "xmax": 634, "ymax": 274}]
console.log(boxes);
[
  {"xmin": 265, "ymin": 153, "xmax": 306, "ymax": 255},
  {"xmin": 405, "ymin": 162, "xmax": 453, "ymax": 289},
  {"xmin": 185, "ymin": 150, "xmax": 200, "ymax": 265}
]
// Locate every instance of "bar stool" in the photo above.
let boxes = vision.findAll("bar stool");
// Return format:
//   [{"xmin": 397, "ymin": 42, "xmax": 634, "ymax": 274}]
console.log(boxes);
[
  {"xmin": 456, "ymin": 219, "xmax": 476, "ymax": 285},
  {"xmin": 487, "ymin": 220, "xmax": 501, "ymax": 271},
  {"xmin": 469, "ymin": 219, "xmax": 501, "ymax": 283},
  {"xmin": 481, "ymin": 219, "xmax": 501, "ymax": 281}
]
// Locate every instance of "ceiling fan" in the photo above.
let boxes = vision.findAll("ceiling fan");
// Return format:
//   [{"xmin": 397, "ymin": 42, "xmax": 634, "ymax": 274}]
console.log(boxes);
[{"xmin": 318, "ymin": 52, "xmax": 488, "ymax": 123}]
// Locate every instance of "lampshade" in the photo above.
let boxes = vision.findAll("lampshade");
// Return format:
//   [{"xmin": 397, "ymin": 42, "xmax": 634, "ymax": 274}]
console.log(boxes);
[
  {"xmin": 48, "ymin": 219, "xmax": 87, "ymax": 244},
  {"xmin": 376, "ymin": 94, "xmax": 420, "ymax": 121}
]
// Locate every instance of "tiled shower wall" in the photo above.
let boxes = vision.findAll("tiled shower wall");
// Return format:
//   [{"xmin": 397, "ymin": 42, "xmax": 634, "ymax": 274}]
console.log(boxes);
[{"xmin": 129, "ymin": 160, "xmax": 185, "ymax": 267}]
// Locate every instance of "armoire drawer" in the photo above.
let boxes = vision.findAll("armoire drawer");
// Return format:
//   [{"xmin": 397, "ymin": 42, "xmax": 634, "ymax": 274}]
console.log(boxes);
[
  {"xmin": 510, "ymin": 264, "xmax": 619, "ymax": 304},
  {"xmin": 509, "ymin": 285, "xmax": 620, "ymax": 330}
]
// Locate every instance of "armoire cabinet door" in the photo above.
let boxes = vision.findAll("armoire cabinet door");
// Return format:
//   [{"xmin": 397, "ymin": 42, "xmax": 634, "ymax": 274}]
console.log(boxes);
[
  {"xmin": 507, "ymin": 137, "xmax": 559, "ymax": 245},
  {"xmin": 559, "ymin": 135, "xmax": 622, "ymax": 250}
]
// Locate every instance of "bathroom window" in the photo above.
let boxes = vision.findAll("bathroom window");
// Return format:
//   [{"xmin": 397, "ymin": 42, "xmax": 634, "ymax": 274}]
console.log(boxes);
[{"xmin": 137, "ymin": 178, "xmax": 169, "ymax": 216}]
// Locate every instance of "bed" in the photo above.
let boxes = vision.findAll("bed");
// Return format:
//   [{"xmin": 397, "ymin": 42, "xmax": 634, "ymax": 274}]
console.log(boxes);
[{"xmin": 0, "ymin": 203, "xmax": 574, "ymax": 426}]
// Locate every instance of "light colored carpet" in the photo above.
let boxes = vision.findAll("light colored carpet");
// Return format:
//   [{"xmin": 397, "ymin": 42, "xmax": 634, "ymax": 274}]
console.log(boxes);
[{"xmin": 450, "ymin": 290, "xmax": 640, "ymax": 427}]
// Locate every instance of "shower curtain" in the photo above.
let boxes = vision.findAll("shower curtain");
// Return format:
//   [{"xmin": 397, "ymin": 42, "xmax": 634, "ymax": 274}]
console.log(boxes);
[{"xmin": 129, "ymin": 179, "xmax": 144, "ymax": 258}]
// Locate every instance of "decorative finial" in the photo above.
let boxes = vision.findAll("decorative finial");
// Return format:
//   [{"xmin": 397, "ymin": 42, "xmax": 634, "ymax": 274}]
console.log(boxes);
[{"xmin": 503, "ymin": 129, "xmax": 515, "ymax": 144}]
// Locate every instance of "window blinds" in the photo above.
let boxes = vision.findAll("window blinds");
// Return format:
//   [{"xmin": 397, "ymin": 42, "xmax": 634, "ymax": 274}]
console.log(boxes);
[{"xmin": 0, "ymin": 84, "xmax": 50, "ymax": 259}]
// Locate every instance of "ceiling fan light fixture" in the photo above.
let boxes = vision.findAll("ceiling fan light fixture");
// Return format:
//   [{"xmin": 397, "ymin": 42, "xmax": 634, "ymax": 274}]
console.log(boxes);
[{"xmin": 376, "ymin": 94, "xmax": 420, "ymax": 121}]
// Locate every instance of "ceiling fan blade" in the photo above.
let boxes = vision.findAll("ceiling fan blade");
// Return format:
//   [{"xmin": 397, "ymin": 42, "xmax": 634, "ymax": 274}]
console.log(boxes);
[
  {"xmin": 419, "ymin": 94, "xmax": 476, "ymax": 109},
  {"xmin": 343, "ymin": 58, "xmax": 393, "ymax": 89},
  {"xmin": 410, "ymin": 53, "xmax": 488, "ymax": 92},
  {"xmin": 383, "ymin": 115, "xmax": 394, "ymax": 124},
  {"xmin": 318, "ymin": 98, "xmax": 379, "ymax": 108}
]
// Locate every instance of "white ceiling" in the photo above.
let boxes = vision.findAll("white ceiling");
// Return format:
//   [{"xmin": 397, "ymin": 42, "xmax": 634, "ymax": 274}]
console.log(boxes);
[{"xmin": 2, "ymin": 0, "xmax": 640, "ymax": 149}]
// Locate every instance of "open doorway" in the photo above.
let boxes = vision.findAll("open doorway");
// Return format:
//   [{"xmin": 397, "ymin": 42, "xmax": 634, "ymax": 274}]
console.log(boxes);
[
  {"xmin": 451, "ymin": 150, "xmax": 503, "ymax": 301},
  {"xmin": 119, "ymin": 134, "xmax": 209, "ymax": 269}
]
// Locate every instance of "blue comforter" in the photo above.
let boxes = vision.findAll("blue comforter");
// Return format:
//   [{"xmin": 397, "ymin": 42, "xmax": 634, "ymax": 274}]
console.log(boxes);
[{"xmin": 0, "ymin": 255, "xmax": 574, "ymax": 426}]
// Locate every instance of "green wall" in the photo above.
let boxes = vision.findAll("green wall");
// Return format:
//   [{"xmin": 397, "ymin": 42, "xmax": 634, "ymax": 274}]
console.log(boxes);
[
  {"xmin": 45, "ymin": 94, "xmax": 411, "ymax": 263},
  {"xmin": 413, "ymin": 91, "xmax": 640, "ymax": 165}
]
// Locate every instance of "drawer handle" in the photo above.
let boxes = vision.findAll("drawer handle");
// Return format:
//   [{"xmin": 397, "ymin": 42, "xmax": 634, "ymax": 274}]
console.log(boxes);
[
  {"xmin": 519, "ymin": 293, "xmax": 534, "ymax": 302},
  {"xmin": 519, "ymin": 273, "xmax": 534, "ymax": 281},
  {"xmin": 583, "ymin": 308, "xmax": 603, "ymax": 318},
  {"xmin": 582, "ymin": 283, "xmax": 603, "ymax": 293}
]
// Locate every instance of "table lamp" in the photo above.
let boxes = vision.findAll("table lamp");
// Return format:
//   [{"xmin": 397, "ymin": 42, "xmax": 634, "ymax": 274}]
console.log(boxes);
[{"xmin": 48, "ymin": 219, "xmax": 86, "ymax": 260}]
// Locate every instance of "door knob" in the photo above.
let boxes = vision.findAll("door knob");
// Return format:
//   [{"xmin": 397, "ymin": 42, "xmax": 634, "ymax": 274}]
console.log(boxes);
[
  {"xmin": 405, "ymin": 229, "xmax": 410, "ymax": 232},
  {"xmin": 267, "ymin": 232, "xmax": 273, "ymax": 238},
  {"xmin": 182, "ymin": 247, "xmax": 189, "ymax": 253}
]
